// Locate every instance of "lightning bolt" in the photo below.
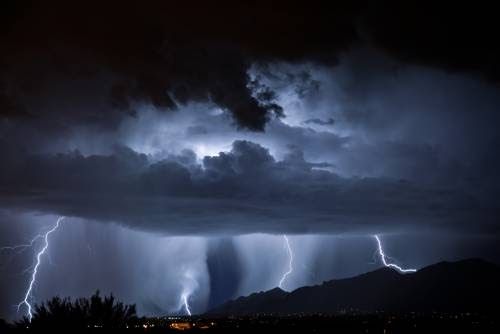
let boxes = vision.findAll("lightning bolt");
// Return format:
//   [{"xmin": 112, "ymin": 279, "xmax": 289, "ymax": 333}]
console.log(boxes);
[
  {"xmin": 374, "ymin": 234, "xmax": 416, "ymax": 273},
  {"xmin": 278, "ymin": 235, "xmax": 293, "ymax": 290},
  {"xmin": 0, "ymin": 234, "xmax": 45, "ymax": 254},
  {"xmin": 178, "ymin": 269, "xmax": 197, "ymax": 316},
  {"xmin": 17, "ymin": 217, "xmax": 64, "ymax": 321},
  {"xmin": 181, "ymin": 293, "xmax": 192, "ymax": 316}
]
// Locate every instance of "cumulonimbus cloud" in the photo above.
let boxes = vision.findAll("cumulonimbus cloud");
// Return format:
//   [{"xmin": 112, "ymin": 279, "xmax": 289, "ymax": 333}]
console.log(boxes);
[
  {"xmin": 2, "ymin": 1, "xmax": 499, "ymax": 133},
  {"xmin": 0, "ymin": 140, "xmax": 496, "ymax": 235}
]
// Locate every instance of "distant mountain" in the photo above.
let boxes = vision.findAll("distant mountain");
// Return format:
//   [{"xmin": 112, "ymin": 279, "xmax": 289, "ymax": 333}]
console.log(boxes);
[{"xmin": 209, "ymin": 259, "xmax": 500, "ymax": 315}]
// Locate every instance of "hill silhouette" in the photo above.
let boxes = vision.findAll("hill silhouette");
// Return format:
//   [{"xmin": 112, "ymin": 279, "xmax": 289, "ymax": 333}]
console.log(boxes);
[{"xmin": 209, "ymin": 259, "xmax": 500, "ymax": 315}]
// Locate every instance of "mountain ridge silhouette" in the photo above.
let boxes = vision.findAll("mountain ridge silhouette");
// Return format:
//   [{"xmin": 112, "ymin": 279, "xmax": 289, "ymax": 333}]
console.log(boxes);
[{"xmin": 208, "ymin": 259, "xmax": 500, "ymax": 315}]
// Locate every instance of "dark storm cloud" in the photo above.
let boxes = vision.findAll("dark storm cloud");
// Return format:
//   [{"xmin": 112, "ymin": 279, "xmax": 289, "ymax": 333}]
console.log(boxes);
[
  {"xmin": 2, "ymin": 0, "xmax": 499, "ymax": 134},
  {"xmin": 303, "ymin": 118, "xmax": 335, "ymax": 126},
  {"xmin": 247, "ymin": 49, "xmax": 500, "ymax": 188},
  {"xmin": 0, "ymin": 0, "xmax": 499, "ymax": 235},
  {"xmin": 0, "ymin": 140, "xmax": 497, "ymax": 235},
  {"xmin": 359, "ymin": 0, "xmax": 500, "ymax": 80},
  {"xmin": 0, "ymin": 0, "xmax": 358, "ymax": 132}
]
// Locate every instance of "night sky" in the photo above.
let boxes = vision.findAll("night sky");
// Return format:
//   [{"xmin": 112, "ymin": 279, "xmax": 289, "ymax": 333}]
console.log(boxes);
[{"xmin": 1, "ymin": 0, "xmax": 500, "ymax": 321}]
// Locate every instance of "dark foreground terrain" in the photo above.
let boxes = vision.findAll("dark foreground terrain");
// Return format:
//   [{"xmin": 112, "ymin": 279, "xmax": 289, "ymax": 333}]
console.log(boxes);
[
  {"xmin": 2, "ymin": 259, "xmax": 499, "ymax": 333},
  {"xmin": 2, "ymin": 313, "xmax": 499, "ymax": 333}
]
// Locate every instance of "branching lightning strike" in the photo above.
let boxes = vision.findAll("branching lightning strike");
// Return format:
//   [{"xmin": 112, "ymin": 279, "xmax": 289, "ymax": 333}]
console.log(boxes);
[
  {"xmin": 17, "ymin": 217, "xmax": 64, "ymax": 321},
  {"xmin": 0, "ymin": 234, "xmax": 45, "ymax": 254},
  {"xmin": 278, "ymin": 235, "xmax": 293, "ymax": 290},
  {"xmin": 374, "ymin": 235, "xmax": 416, "ymax": 273}
]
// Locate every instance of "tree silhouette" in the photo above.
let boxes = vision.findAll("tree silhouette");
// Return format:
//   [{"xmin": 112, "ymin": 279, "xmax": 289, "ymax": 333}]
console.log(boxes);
[{"xmin": 16, "ymin": 291, "xmax": 137, "ymax": 329}]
